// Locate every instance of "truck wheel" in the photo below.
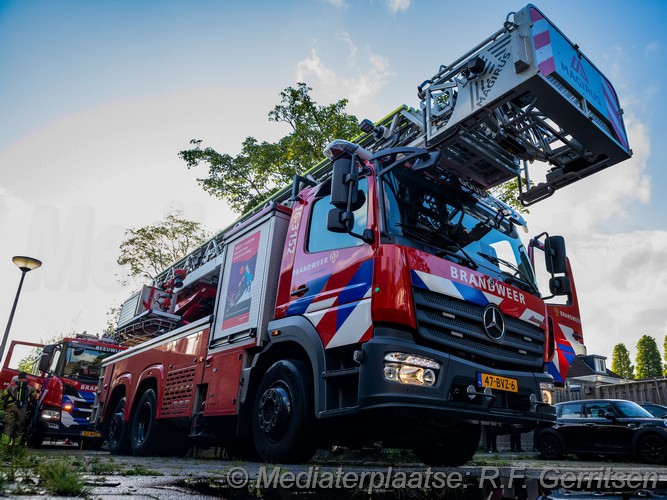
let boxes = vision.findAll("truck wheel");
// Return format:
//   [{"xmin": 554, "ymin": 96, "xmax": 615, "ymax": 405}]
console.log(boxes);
[
  {"xmin": 537, "ymin": 432, "xmax": 563, "ymax": 460},
  {"xmin": 130, "ymin": 389, "xmax": 163, "ymax": 456},
  {"xmin": 108, "ymin": 397, "xmax": 131, "ymax": 455},
  {"xmin": 413, "ymin": 424, "xmax": 481, "ymax": 466},
  {"xmin": 252, "ymin": 360, "xmax": 317, "ymax": 463},
  {"xmin": 637, "ymin": 434, "xmax": 667, "ymax": 464},
  {"xmin": 27, "ymin": 432, "xmax": 44, "ymax": 448}
]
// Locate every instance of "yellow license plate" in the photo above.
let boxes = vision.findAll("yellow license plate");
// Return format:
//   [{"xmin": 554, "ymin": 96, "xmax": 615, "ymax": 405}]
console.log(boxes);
[
  {"xmin": 478, "ymin": 373, "xmax": 518, "ymax": 393},
  {"xmin": 81, "ymin": 431, "xmax": 101, "ymax": 438}
]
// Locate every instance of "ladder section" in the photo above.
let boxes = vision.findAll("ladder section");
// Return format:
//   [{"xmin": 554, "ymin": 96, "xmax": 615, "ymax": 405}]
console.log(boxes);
[{"xmin": 417, "ymin": 4, "xmax": 631, "ymax": 204}]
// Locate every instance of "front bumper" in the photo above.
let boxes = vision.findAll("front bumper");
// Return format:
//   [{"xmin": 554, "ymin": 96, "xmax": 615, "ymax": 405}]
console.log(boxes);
[{"xmin": 357, "ymin": 330, "xmax": 556, "ymax": 427}]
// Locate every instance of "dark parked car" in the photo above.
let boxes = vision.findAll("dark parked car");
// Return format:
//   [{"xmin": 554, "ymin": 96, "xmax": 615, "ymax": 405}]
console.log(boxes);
[
  {"xmin": 534, "ymin": 399, "xmax": 667, "ymax": 464},
  {"xmin": 640, "ymin": 402, "xmax": 667, "ymax": 419}
]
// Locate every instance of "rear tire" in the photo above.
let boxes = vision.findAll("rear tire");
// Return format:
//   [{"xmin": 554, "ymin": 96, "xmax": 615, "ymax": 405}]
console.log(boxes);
[
  {"xmin": 537, "ymin": 432, "xmax": 563, "ymax": 460},
  {"xmin": 107, "ymin": 397, "xmax": 130, "ymax": 455},
  {"xmin": 130, "ymin": 389, "xmax": 163, "ymax": 456},
  {"xmin": 252, "ymin": 360, "xmax": 317, "ymax": 463},
  {"xmin": 413, "ymin": 424, "xmax": 481, "ymax": 466},
  {"xmin": 637, "ymin": 434, "xmax": 667, "ymax": 464}
]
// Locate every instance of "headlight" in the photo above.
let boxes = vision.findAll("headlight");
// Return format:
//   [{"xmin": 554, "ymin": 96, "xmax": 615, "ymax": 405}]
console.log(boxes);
[
  {"xmin": 41, "ymin": 409, "xmax": 61, "ymax": 421},
  {"xmin": 383, "ymin": 352, "xmax": 440, "ymax": 387},
  {"xmin": 540, "ymin": 382, "xmax": 555, "ymax": 405}
]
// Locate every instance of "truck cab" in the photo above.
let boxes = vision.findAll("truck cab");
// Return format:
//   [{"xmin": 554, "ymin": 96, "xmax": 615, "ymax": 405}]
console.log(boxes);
[{"xmin": 1, "ymin": 335, "xmax": 125, "ymax": 446}]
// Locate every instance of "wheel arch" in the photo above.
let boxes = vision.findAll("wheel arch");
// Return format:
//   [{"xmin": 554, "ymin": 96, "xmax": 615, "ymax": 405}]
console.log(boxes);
[{"xmin": 241, "ymin": 316, "xmax": 325, "ymax": 415}]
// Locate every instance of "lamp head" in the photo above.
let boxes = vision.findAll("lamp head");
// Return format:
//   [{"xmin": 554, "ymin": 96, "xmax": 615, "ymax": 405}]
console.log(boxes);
[{"xmin": 12, "ymin": 256, "xmax": 42, "ymax": 272}]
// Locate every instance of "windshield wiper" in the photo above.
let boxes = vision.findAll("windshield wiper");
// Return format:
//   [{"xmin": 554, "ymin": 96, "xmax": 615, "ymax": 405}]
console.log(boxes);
[
  {"xmin": 398, "ymin": 223, "xmax": 478, "ymax": 270},
  {"xmin": 477, "ymin": 252, "xmax": 538, "ymax": 295}
]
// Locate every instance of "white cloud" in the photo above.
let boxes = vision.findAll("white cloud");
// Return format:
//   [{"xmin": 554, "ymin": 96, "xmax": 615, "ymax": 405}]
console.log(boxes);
[
  {"xmin": 645, "ymin": 41, "xmax": 659, "ymax": 56},
  {"xmin": 385, "ymin": 0, "xmax": 411, "ymax": 13},
  {"xmin": 324, "ymin": 0, "xmax": 346, "ymax": 7},
  {"xmin": 0, "ymin": 85, "xmax": 279, "ymax": 345},
  {"xmin": 527, "ymin": 114, "xmax": 657, "ymax": 362},
  {"xmin": 567, "ymin": 230, "xmax": 667, "ymax": 363},
  {"xmin": 295, "ymin": 41, "xmax": 394, "ymax": 116}
]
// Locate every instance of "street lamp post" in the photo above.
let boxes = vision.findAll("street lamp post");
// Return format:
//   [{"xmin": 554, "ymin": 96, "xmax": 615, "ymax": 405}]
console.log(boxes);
[{"xmin": 0, "ymin": 256, "xmax": 42, "ymax": 366}]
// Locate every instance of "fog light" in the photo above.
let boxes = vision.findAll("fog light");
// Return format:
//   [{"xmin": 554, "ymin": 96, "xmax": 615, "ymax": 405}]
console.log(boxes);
[
  {"xmin": 383, "ymin": 352, "xmax": 440, "ymax": 387},
  {"xmin": 540, "ymin": 382, "xmax": 554, "ymax": 405}
]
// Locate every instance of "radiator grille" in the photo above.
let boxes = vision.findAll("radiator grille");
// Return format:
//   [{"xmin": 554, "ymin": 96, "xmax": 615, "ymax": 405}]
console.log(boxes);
[{"xmin": 413, "ymin": 287, "xmax": 545, "ymax": 371}]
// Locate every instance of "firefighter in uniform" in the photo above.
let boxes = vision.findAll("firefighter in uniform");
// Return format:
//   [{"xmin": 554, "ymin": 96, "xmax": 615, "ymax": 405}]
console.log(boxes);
[{"xmin": 2, "ymin": 372, "xmax": 37, "ymax": 444}]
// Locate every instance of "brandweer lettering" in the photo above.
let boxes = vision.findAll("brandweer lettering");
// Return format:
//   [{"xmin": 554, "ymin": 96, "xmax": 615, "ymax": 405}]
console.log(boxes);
[
  {"xmin": 450, "ymin": 267, "xmax": 525, "ymax": 304},
  {"xmin": 294, "ymin": 257, "xmax": 329, "ymax": 276}
]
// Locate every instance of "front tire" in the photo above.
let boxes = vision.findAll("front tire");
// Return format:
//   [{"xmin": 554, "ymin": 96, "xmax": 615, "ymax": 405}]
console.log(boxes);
[
  {"xmin": 107, "ymin": 397, "xmax": 130, "ymax": 455},
  {"xmin": 252, "ymin": 360, "xmax": 317, "ymax": 463},
  {"xmin": 413, "ymin": 424, "xmax": 481, "ymax": 466},
  {"xmin": 130, "ymin": 389, "xmax": 163, "ymax": 456}
]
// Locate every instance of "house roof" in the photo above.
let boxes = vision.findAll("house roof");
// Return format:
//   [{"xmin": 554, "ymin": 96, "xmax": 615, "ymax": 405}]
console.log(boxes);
[{"xmin": 567, "ymin": 355, "xmax": 623, "ymax": 380}]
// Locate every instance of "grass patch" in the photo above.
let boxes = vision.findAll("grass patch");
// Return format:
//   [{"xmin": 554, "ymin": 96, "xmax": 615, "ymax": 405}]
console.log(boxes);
[
  {"xmin": 86, "ymin": 455, "xmax": 118, "ymax": 475},
  {"xmin": 37, "ymin": 459, "xmax": 88, "ymax": 496},
  {"xmin": 118, "ymin": 464, "xmax": 163, "ymax": 476}
]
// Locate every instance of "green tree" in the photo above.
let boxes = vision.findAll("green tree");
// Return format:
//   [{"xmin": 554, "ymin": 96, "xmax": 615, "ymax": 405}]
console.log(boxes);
[
  {"xmin": 610, "ymin": 343, "xmax": 634, "ymax": 380},
  {"xmin": 117, "ymin": 210, "xmax": 208, "ymax": 284},
  {"xmin": 635, "ymin": 335, "xmax": 663, "ymax": 379},
  {"xmin": 179, "ymin": 83, "xmax": 360, "ymax": 214},
  {"xmin": 180, "ymin": 82, "xmax": 527, "ymax": 215}
]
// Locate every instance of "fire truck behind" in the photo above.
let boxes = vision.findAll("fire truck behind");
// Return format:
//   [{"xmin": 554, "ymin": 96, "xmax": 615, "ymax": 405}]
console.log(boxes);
[{"xmin": 0, "ymin": 334, "xmax": 125, "ymax": 447}]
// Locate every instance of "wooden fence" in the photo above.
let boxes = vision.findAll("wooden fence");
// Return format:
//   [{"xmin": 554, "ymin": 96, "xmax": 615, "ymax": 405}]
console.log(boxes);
[{"xmin": 554, "ymin": 377, "xmax": 667, "ymax": 404}]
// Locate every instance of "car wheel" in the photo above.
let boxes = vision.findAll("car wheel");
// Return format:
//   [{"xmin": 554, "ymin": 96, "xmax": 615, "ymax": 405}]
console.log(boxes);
[
  {"xmin": 637, "ymin": 434, "xmax": 667, "ymax": 464},
  {"xmin": 108, "ymin": 397, "xmax": 131, "ymax": 455},
  {"xmin": 414, "ymin": 424, "xmax": 481, "ymax": 466},
  {"xmin": 130, "ymin": 389, "xmax": 164, "ymax": 456},
  {"xmin": 538, "ymin": 433, "xmax": 563, "ymax": 460},
  {"xmin": 252, "ymin": 360, "xmax": 317, "ymax": 463}
]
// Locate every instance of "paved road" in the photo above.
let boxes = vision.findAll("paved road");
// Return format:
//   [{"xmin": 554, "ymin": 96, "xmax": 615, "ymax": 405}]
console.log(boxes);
[{"xmin": 27, "ymin": 444, "xmax": 667, "ymax": 499}]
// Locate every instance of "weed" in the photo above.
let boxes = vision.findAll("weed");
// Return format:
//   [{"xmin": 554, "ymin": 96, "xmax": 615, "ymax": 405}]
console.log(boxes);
[
  {"xmin": 38, "ymin": 459, "xmax": 88, "ymax": 496},
  {"xmin": 0, "ymin": 441, "xmax": 28, "ymax": 462},
  {"xmin": 118, "ymin": 464, "xmax": 162, "ymax": 476},
  {"xmin": 86, "ymin": 455, "xmax": 117, "ymax": 475}
]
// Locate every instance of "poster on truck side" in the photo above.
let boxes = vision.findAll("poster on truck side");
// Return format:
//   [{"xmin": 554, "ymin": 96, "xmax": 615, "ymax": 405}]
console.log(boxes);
[{"xmin": 212, "ymin": 224, "xmax": 269, "ymax": 343}]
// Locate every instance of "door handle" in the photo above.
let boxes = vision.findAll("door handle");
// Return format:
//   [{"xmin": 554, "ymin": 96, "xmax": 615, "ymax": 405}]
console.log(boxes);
[
  {"xmin": 585, "ymin": 423, "xmax": 596, "ymax": 427},
  {"xmin": 291, "ymin": 286, "xmax": 309, "ymax": 297}
]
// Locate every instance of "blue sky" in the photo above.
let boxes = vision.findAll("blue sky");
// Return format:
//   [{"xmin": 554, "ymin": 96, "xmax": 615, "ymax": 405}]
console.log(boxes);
[{"xmin": 1, "ymin": 0, "xmax": 666, "ymax": 365}]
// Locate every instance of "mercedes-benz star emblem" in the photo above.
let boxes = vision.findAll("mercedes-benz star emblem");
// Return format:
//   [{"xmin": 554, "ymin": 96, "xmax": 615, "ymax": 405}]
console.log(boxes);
[{"xmin": 482, "ymin": 304, "xmax": 506, "ymax": 341}]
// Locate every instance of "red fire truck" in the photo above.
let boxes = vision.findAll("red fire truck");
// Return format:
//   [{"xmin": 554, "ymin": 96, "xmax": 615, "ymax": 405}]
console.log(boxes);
[
  {"xmin": 0, "ymin": 335, "xmax": 125, "ymax": 447},
  {"xmin": 92, "ymin": 4, "xmax": 629, "ymax": 465}
]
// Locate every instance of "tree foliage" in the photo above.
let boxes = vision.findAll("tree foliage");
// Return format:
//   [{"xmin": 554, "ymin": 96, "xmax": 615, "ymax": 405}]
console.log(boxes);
[
  {"xmin": 179, "ymin": 83, "xmax": 360, "ymax": 214},
  {"xmin": 180, "ymin": 82, "xmax": 528, "ymax": 215},
  {"xmin": 117, "ymin": 210, "xmax": 208, "ymax": 284},
  {"xmin": 610, "ymin": 343, "xmax": 634, "ymax": 380},
  {"xmin": 635, "ymin": 335, "xmax": 663, "ymax": 379}
]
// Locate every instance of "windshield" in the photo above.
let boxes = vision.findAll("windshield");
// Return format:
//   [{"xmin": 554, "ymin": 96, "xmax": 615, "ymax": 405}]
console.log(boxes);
[
  {"xmin": 380, "ymin": 166, "xmax": 537, "ymax": 293},
  {"xmin": 60, "ymin": 343, "xmax": 119, "ymax": 382},
  {"xmin": 614, "ymin": 401, "xmax": 655, "ymax": 418}
]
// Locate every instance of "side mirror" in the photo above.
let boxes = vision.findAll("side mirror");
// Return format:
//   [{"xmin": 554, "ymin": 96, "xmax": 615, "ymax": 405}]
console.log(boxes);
[
  {"xmin": 604, "ymin": 412, "xmax": 615, "ymax": 420},
  {"xmin": 549, "ymin": 276, "xmax": 571, "ymax": 296},
  {"xmin": 38, "ymin": 344, "xmax": 56, "ymax": 373},
  {"xmin": 330, "ymin": 158, "xmax": 358, "ymax": 209},
  {"xmin": 545, "ymin": 235, "xmax": 567, "ymax": 274},
  {"xmin": 327, "ymin": 208, "xmax": 349, "ymax": 233}
]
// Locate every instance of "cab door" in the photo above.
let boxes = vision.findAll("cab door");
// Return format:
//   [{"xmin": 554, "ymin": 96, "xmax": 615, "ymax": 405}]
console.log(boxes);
[{"xmin": 282, "ymin": 177, "xmax": 376, "ymax": 349}]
